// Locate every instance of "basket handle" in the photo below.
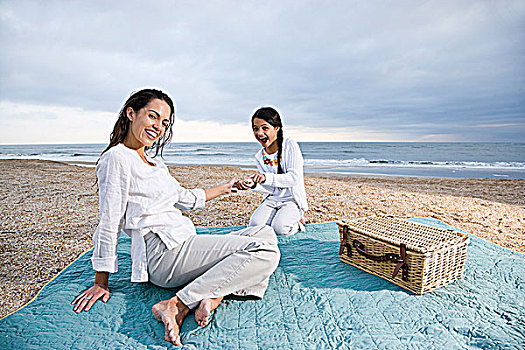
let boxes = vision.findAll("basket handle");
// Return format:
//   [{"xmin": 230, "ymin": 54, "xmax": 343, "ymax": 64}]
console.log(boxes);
[
  {"xmin": 339, "ymin": 225, "xmax": 352, "ymax": 256},
  {"xmin": 352, "ymin": 239, "xmax": 409, "ymax": 281}
]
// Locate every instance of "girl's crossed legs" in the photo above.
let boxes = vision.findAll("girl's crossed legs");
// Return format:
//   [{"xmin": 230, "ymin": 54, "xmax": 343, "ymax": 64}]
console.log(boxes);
[{"xmin": 249, "ymin": 198, "xmax": 302, "ymax": 236}]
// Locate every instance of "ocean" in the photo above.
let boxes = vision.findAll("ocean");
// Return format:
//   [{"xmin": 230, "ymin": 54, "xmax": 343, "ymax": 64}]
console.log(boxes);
[{"xmin": 1, "ymin": 142, "xmax": 524, "ymax": 179}]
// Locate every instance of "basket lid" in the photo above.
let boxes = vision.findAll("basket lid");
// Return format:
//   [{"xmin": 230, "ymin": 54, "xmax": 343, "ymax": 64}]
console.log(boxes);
[{"xmin": 337, "ymin": 216, "xmax": 469, "ymax": 253}]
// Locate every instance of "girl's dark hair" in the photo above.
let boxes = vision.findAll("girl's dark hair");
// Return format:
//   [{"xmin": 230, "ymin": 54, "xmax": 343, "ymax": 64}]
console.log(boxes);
[
  {"xmin": 100, "ymin": 88, "xmax": 175, "ymax": 158},
  {"xmin": 251, "ymin": 107, "xmax": 284, "ymax": 174}
]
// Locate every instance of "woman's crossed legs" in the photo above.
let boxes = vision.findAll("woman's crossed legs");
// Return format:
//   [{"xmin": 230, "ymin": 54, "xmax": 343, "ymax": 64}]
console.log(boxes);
[{"xmin": 145, "ymin": 225, "xmax": 279, "ymax": 345}]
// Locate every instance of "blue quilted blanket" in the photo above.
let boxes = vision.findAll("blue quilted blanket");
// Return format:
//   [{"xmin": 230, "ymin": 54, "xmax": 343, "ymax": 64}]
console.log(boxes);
[{"xmin": 1, "ymin": 218, "xmax": 524, "ymax": 349}]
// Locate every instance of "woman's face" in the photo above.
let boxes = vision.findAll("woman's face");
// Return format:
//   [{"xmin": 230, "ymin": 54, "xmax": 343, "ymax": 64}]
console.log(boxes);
[
  {"xmin": 252, "ymin": 117, "xmax": 280, "ymax": 152},
  {"xmin": 124, "ymin": 98, "xmax": 171, "ymax": 149}
]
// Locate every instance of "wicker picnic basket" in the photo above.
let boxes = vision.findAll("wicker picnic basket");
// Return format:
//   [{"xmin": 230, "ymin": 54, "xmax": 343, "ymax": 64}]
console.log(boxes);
[{"xmin": 337, "ymin": 216, "xmax": 469, "ymax": 294}]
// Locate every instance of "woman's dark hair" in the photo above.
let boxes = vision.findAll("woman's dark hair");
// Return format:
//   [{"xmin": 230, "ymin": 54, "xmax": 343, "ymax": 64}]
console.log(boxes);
[
  {"xmin": 100, "ymin": 88, "xmax": 175, "ymax": 158},
  {"xmin": 251, "ymin": 107, "xmax": 284, "ymax": 174}
]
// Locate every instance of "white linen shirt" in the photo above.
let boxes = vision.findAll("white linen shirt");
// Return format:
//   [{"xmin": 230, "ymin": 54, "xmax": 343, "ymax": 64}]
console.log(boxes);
[
  {"xmin": 91, "ymin": 143, "xmax": 206, "ymax": 282},
  {"xmin": 253, "ymin": 138, "xmax": 308, "ymax": 214}
]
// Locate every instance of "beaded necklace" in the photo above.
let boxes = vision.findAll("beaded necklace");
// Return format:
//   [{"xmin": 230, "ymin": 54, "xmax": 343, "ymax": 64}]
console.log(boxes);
[{"xmin": 262, "ymin": 149, "xmax": 281, "ymax": 167}]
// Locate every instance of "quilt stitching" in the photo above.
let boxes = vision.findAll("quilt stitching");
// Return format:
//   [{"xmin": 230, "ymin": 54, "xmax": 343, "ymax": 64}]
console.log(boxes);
[{"xmin": 1, "ymin": 221, "xmax": 524, "ymax": 349}]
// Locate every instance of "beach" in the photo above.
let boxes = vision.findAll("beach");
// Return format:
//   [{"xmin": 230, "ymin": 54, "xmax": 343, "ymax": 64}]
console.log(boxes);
[{"xmin": 0, "ymin": 159, "xmax": 523, "ymax": 319}]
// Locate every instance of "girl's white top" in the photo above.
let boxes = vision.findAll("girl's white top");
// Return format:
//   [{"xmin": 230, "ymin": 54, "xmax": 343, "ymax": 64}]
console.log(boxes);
[
  {"xmin": 253, "ymin": 137, "xmax": 308, "ymax": 214},
  {"xmin": 91, "ymin": 143, "xmax": 206, "ymax": 282}
]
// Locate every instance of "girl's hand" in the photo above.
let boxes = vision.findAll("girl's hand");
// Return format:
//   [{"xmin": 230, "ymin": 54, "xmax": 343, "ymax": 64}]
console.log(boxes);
[
  {"xmin": 250, "ymin": 173, "xmax": 266, "ymax": 184},
  {"xmin": 234, "ymin": 177, "xmax": 255, "ymax": 190},
  {"xmin": 72, "ymin": 283, "xmax": 110, "ymax": 313}
]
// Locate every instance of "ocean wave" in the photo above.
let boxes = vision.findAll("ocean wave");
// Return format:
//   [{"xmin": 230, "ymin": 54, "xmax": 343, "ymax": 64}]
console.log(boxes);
[
  {"xmin": 0, "ymin": 152, "xmax": 97, "ymax": 162},
  {"xmin": 168, "ymin": 152, "xmax": 233, "ymax": 157},
  {"xmin": 166, "ymin": 147, "xmax": 209, "ymax": 153},
  {"xmin": 305, "ymin": 158, "xmax": 525, "ymax": 169},
  {"xmin": 1, "ymin": 143, "xmax": 524, "ymax": 179}
]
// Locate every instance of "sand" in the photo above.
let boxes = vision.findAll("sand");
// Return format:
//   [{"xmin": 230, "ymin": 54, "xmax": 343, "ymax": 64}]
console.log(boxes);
[{"xmin": 0, "ymin": 159, "xmax": 523, "ymax": 319}]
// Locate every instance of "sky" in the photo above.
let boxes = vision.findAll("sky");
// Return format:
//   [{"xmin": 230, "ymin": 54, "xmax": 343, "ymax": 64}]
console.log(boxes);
[{"xmin": 0, "ymin": 0, "xmax": 524, "ymax": 144}]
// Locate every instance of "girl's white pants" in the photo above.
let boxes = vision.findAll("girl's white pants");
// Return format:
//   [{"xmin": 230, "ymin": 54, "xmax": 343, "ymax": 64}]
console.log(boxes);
[{"xmin": 248, "ymin": 198, "xmax": 302, "ymax": 236}]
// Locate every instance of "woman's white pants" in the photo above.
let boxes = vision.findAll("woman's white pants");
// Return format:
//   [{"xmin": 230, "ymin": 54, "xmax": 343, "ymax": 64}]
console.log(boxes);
[{"xmin": 145, "ymin": 225, "xmax": 280, "ymax": 309}]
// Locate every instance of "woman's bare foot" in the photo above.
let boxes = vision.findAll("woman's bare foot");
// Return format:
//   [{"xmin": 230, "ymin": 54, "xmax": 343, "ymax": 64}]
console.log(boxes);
[
  {"xmin": 152, "ymin": 296, "xmax": 190, "ymax": 346},
  {"xmin": 195, "ymin": 297, "xmax": 223, "ymax": 327}
]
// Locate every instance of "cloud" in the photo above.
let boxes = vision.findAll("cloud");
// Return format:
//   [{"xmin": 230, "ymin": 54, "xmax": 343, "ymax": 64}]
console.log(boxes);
[
  {"xmin": 477, "ymin": 123, "xmax": 522, "ymax": 128},
  {"xmin": 0, "ymin": 100, "xmax": 423, "ymax": 144},
  {"xmin": 286, "ymin": 126, "xmax": 412, "ymax": 142},
  {"xmin": 0, "ymin": 0, "xmax": 524, "ymax": 142},
  {"xmin": 0, "ymin": 101, "xmax": 115, "ymax": 144},
  {"xmin": 415, "ymin": 134, "xmax": 462, "ymax": 142},
  {"xmin": 172, "ymin": 119, "xmax": 251, "ymax": 143}
]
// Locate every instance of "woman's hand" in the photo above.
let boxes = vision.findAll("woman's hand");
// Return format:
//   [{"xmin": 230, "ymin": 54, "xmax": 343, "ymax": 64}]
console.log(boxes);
[
  {"xmin": 224, "ymin": 176, "xmax": 237, "ymax": 194},
  {"xmin": 72, "ymin": 283, "xmax": 110, "ymax": 313},
  {"xmin": 72, "ymin": 272, "xmax": 110, "ymax": 313},
  {"xmin": 250, "ymin": 173, "xmax": 266, "ymax": 184},
  {"xmin": 205, "ymin": 176, "xmax": 237, "ymax": 201}
]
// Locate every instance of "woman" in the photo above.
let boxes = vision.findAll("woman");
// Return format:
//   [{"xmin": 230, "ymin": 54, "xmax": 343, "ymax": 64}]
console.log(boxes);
[
  {"xmin": 71, "ymin": 89, "xmax": 280, "ymax": 346},
  {"xmin": 237, "ymin": 107, "xmax": 308, "ymax": 236}
]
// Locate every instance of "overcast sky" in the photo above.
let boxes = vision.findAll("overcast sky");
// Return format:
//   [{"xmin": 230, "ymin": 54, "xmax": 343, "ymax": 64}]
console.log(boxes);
[{"xmin": 1, "ymin": 0, "xmax": 524, "ymax": 144}]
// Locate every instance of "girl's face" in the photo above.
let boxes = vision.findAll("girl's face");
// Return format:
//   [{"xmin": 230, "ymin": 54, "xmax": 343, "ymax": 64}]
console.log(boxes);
[
  {"xmin": 124, "ymin": 98, "xmax": 171, "ymax": 149},
  {"xmin": 252, "ymin": 117, "xmax": 280, "ymax": 152}
]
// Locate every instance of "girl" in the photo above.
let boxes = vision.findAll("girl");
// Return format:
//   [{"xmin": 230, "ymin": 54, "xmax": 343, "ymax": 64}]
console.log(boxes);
[
  {"xmin": 71, "ymin": 89, "xmax": 280, "ymax": 346},
  {"xmin": 237, "ymin": 107, "xmax": 308, "ymax": 236}
]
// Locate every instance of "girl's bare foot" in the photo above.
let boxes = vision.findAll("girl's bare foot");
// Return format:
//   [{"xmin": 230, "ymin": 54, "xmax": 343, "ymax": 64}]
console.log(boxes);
[
  {"xmin": 195, "ymin": 297, "xmax": 223, "ymax": 327},
  {"xmin": 152, "ymin": 296, "xmax": 190, "ymax": 346}
]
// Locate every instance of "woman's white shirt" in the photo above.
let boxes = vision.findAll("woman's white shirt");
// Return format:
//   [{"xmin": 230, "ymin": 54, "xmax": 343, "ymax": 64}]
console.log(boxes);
[
  {"xmin": 253, "ymin": 138, "xmax": 308, "ymax": 214},
  {"xmin": 91, "ymin": 143, "xmax": 205, "ymax": 282}
]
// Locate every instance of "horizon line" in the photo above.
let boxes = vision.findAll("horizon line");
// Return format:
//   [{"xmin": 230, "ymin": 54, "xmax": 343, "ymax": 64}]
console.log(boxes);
[{"xmin": 2, "ymin": 141, "xmax": 525, "ymax": 146}]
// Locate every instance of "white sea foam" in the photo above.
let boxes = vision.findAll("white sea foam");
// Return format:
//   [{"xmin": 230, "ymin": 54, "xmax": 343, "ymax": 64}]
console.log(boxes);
[{"xmin": 304, "ymin": 158, "xmax": 525, "ymax": 169}]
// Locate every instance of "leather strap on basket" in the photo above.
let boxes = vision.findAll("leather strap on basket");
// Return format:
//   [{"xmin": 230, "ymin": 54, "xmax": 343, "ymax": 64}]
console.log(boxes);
[
  {"xmin": 392, "ymin": 244, "xmax": 408, "ymax": 281},
  {"xmin": 339, "ymin": 225, "xmax": 352, "ymax": 257},
  {"xmin": 352, "ymin": 240, "xmax": 409, "ymax": 281}
]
